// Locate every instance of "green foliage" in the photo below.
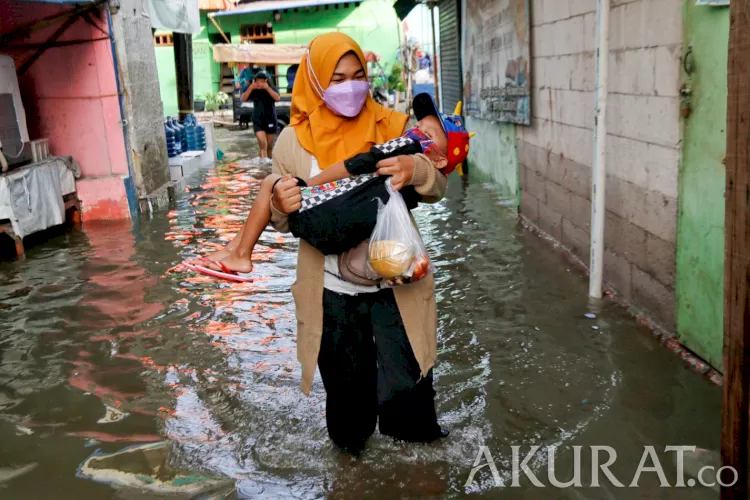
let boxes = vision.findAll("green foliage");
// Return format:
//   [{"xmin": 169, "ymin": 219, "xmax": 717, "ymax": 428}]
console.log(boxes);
[
  {"xmin": 202, "ymin": 91, "xmax": 231, "ymax": 112},
  {"xmin": 387, "ymin": 63, "xmax": 406, "ymax": 93}
]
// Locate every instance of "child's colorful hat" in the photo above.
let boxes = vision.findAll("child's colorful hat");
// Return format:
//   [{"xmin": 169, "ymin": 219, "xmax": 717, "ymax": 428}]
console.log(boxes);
[{"xmin": 413, "ymin": 92, "xmax": 474, "ymax": 176}]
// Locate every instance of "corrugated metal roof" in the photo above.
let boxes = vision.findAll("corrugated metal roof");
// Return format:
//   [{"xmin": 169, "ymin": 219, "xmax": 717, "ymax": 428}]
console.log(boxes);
[{"xmin": 212, "ymin": 0, "xmax": 358, "ymax": 17}]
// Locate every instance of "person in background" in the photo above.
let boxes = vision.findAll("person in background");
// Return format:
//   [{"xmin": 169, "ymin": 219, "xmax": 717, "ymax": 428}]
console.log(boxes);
[
  {"xmin": 419, "ymin": 53, "xmax": 432, "ymax": 72},
  {"xmin": 286, "ymin": 64, "xmax": 299, "ymax": 93},
  {"xmin": 238, "ymin": 67, "xmax": 253, "ymax": 94},
  {"xmin": 242, "ymin": 70, "xmax": 280, "ymax": 160}
]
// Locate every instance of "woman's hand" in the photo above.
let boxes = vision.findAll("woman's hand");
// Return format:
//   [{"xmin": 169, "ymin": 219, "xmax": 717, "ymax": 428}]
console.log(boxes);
[
  {"xmin": 375, "ymin": 155, "xmax": 415, "ymax": 191},
  {"xmin": 272, "ymin": 175, "xmax": 302, "ymax": 214}
]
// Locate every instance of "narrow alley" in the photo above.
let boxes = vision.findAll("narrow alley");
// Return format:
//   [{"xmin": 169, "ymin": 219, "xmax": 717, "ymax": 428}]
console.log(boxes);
[{"xmin": 0, "ymin": 128, "xmax": 721, "ymax": 498}]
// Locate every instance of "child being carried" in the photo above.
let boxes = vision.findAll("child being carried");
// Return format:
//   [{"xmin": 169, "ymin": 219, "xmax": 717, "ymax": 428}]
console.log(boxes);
[{"xmin": 184, "ymin": 93, "xmax": 473, "ymax": 282}]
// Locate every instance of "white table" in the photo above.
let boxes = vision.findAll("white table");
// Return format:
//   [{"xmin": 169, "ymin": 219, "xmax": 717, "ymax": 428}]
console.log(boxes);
[{"xmin": 0, "ymin": 156, "xmax": 81, "ymax": 257}]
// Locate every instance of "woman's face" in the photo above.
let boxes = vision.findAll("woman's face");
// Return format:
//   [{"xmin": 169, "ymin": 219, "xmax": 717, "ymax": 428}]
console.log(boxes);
[{"xmin": 329, "ymin": 52, "xmax": 367, "ymax": 87}]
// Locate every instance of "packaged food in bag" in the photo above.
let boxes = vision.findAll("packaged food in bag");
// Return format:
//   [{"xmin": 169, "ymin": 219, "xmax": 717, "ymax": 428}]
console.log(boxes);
[{"xmin": 366, "ymin": 179, "xmax": 434, "ymax": 286}]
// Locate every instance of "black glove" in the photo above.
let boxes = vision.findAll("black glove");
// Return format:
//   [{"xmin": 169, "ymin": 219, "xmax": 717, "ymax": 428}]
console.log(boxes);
[{"xmin": 344, "ymin": 136, "xmax": 422, "ymax": 175}]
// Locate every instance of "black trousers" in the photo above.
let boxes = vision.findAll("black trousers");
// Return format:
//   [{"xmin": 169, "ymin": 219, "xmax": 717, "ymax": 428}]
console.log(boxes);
[{"xmin": 318, "ymin": 288, "xmax": 443, "ymax": 453}]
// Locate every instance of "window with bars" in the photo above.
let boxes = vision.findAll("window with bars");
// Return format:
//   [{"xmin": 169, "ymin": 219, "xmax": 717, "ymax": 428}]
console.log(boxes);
[
  {"xmin": 240, "ymin": 24, "xmax": 274, "ymax": 41},
  {"xmin": 154, "ymin": 34, "xmax": 174, "ymax": 46}
]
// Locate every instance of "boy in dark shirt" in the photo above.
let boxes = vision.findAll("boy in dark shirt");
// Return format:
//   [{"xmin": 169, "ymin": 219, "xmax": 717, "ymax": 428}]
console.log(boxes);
[
  {"xmin": 185, "ymin": 93, "xmax": 473, "ymax": 281},
  {"xmin": 241, "ymin": 71, "xmax": 280, "ymax": 159}
]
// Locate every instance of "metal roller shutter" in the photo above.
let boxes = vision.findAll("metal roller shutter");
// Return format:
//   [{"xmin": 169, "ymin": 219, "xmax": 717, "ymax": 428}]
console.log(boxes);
[{"xmin": 438, "ymin": 0, "xmax": 462, "ymax": 115}]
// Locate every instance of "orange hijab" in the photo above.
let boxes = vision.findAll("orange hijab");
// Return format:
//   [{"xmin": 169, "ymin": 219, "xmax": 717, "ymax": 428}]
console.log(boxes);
[{"xmin": 290, "ymin": 33, "xmax": 409, "ymax": 170}]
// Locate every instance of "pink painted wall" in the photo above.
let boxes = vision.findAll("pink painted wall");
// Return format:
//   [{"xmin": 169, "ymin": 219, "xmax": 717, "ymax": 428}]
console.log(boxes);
[{"xmin": 0, "ymin": 1, "xmax": 131, "ymax": 220}]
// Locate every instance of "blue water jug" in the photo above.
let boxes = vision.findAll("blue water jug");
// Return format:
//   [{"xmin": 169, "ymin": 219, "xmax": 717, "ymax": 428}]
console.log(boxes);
[
  {"xmin": 172, "ymin": 117, "xmax": 186, "ymax": 152},
  {"xmin": 185, "ymin": 115, "xmax": 197, "ymax": 151},
  {"xmin": 170, "ymin": 118, "xmax": 183, "ymax": 155},
  {"xmin": 190, "ymin": 114, "xmax": 202, "ymax": 151},
  {"xmin": 167, "ymin": 119, "xmax": 180, "ymax": 157},
  {"xmin": 195, "ymin": 121, "xmax": 206, "ymax": 151},
  {"xmin": 164, "ymin": 120, "xmax": 177, "ymax": 157}
]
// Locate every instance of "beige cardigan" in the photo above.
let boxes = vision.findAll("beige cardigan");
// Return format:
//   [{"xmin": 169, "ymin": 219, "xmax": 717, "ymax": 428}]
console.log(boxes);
[{"xmin": 269, "ymin": 126, "xmax": 448, "ymax": 395}]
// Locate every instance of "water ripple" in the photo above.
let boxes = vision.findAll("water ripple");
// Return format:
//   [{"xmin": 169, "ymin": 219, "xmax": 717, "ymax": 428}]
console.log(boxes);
[{"xmin": 0, "ymin": 132, "xmax": 721, "ymax": 498}]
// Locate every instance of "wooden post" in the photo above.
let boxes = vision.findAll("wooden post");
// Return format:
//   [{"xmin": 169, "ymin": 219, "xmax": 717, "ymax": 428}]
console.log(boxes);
[
  {"xmin": 173, "ymin": 32, "xmax": 194, "ymax": 121},
  {"xmin": 722, "ymin": 1, "xmax": 750, "ymax": 498},
  {"xmin": 207, "ymin": 14, "xmax": 231, "ymax": 44}
]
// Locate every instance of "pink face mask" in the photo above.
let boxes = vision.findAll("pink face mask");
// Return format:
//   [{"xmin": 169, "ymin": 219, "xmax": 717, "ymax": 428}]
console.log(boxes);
[{"xmin": 306, "ymin": 49, "xmax": 370, "ymax": 117}]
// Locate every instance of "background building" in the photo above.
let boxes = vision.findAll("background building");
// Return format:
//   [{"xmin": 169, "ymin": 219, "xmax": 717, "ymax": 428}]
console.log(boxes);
[{"xmin": 154, "ymin": 0, "xmax": 404, "ymax": 117}]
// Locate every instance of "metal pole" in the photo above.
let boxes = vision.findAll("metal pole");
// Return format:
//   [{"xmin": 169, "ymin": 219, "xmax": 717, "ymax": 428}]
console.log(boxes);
[
  {"xmin": 429, "ymin": 1, "xmax": 440, "ymax": 110},
  {"xmin": 588, "ymin": 0, "xmax": 609, "ymax": 299},
  {"xmin": 173, "ymin": 32, "xmax": 194, "ymax": 121}
]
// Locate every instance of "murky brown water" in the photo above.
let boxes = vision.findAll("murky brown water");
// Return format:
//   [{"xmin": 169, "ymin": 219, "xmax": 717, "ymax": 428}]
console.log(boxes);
[{"xmin": 0, "ymin": 129, "xmax": 721, "ymax": 498}]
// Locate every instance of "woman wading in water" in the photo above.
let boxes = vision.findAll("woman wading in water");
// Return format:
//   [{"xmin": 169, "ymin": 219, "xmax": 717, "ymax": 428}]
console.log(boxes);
[{"xmin": 269, "ymin": 33, "xmax": 449, "ymax": 455}]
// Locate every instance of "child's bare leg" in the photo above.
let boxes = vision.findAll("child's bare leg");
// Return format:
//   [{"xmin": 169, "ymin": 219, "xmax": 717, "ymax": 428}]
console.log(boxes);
[
  {"xmin": 195, "ymin": 227, "xmax": 242, "ymax": 263},
  {"xmin": 198, "ymin": 173, "xmax": 281, "ymax": 273},
  {"xmin": 307, "ymin": 160, "xmax": 351, "ymax": 186}
]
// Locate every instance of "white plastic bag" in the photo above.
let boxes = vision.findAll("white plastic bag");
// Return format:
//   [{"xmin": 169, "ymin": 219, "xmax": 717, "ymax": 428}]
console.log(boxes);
[{"xmin": 366, "ymin": 179, "xmax": 433, "ymax": 287}]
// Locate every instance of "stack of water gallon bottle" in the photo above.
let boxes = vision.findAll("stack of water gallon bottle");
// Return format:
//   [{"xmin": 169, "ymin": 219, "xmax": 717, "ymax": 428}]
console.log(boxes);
[{"xmin": 164, "ymin": 114, "xmax": 206, "ymax": 158}]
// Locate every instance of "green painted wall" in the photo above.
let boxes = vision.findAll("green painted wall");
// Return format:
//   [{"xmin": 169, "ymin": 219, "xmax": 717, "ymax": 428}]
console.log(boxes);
[
  {"xmin": 155, "ymin": 12, "xmax": 217, "ymax": 118},
  {"xmin": 465, "ymin": 117, "xmax": 519, "ymax": 205},
  {"xmin": 155, "ymin": 47, "xmax": 178, "ymax": 118},
  {"xmin": 676, "ymin": 2, "xmax": 729, "ymax": 371},
  {"xmin": 155, "ymin": 1, "xmax": 401, "ymax": 117}
]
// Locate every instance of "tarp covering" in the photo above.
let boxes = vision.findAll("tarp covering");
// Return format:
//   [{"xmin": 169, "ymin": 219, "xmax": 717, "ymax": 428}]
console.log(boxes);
[
  {"xmin": 0, "ymin": 156, "xmax": 80, "ymax": 239},
  {"xmin": 147, "ymin": 0, "xmax": 201, "ymax": 35},
  {"xmin": 212, "ymin": 43, "xmax": 307, "ymax": 65}
]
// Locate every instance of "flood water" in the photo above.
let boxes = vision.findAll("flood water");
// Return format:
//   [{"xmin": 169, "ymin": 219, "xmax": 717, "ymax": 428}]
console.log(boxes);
[{"xmin": 0, "ymin": 129, "xmax": 721, "ymax": 499}]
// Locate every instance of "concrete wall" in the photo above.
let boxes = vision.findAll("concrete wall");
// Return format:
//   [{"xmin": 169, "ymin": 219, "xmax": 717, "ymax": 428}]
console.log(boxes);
[
  {"xmin": 676, "ymin": 3, "xmax": 729, "ymax": 370},
  {"xmin": 466, "ymin": 117, "xmax": 519, "ymax": 201},
  {"xmin": 0, "ymin": 1, "xmax": 131, "ymax": 221},
  {"xmin": 110, "ymin": 0, "xmax": 171, "ymax": 208},
  {"xmin": 517, "ymin": 0, "xmax": 682, "ymax": 329}
]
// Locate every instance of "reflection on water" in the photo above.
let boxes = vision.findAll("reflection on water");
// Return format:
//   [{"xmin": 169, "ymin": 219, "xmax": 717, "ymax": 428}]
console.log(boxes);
[{"xmin": 0, "ymin": 132, "xmax": 721, "ymax": 498}]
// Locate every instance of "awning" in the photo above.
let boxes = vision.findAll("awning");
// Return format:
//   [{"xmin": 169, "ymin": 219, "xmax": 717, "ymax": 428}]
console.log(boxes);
[
  {"xmin": 212, "ymin": 43, "xmax": 307, "ymax": 64},
  {"xmin": 393, "ymin": 0, "xmax": 419, "ymax": 20},
  {"xmin": 213, "ymin": 43, "xmax": 380, "ymax": 65},
  {"xmin": 212, "ymin": 0, "xmax": 359, "ymax": 17}
]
